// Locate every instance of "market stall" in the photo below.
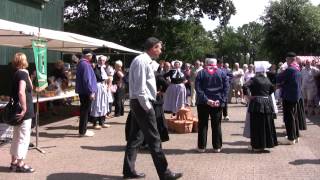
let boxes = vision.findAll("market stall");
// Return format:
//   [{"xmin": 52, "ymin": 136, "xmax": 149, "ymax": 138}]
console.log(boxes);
[{"xmin": 0, "ymin": 18, "xmax": 141, "ymax": 148}]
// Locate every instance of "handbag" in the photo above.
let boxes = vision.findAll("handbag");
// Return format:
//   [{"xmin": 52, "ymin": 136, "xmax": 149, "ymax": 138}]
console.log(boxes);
[{"xmin": 1, "ymin": 97, "xmax": 23, "ymax": 126}]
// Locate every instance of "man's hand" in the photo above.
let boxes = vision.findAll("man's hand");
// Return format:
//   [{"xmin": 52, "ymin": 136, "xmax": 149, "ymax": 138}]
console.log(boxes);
[
  {"xmin": 213, "ymin": 100, "xmax": 220, "ymax": 107},
  {"xmin": 207, "ymin": 100, "xmax": 220, "ymax": 107},
  {"xmin": 90, "ymin": 93, "xmax": 95, "ymax": 100}
]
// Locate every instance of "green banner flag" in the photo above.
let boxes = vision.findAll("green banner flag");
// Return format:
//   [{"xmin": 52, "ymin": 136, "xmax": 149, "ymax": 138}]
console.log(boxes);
[{"xmin": 32, "ymin": 39, "xmax": 48, "ymax": 91}]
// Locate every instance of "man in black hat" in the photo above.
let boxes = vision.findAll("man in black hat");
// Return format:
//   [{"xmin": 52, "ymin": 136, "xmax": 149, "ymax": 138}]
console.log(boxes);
[
  {"xmin": 123, "ymin": 37, "xmax": 182, "ymax": 180},
  {"xmin": 75, "ymin": 49, "xmax": 97, "ymax": 137},
  {"xmin": 276, "ymin": 52, "xmax": 302, "ymax": 144}
]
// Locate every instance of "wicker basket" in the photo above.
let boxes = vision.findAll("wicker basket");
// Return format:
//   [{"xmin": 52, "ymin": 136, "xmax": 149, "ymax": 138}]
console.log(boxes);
[
  {"xmin": 173, "ymin": 120, "xmax": 193, "ymax": 134},
  {"xmin": 165, "ymin": 117, "xmax": 176, "ymax": 132},
  {"xmin": 190, "ymin": 117, "xmax": 198, "ymax": 132},
  {"xmin": 41, "ymin": 90, "xmax": 56, "ymax": 97}
]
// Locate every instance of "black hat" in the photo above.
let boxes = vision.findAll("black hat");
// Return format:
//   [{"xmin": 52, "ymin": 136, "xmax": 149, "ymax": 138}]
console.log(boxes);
[
  {"xmin": 286, "ymin": 52, "xmax": 296, "ymax": 58},
  {"xmin": 144, "ymin": 37, "xmax": 161, "ymax": 50},
  {"xmin": 82, "ymin": 49, "xmax": 93, "ymax": 56}
]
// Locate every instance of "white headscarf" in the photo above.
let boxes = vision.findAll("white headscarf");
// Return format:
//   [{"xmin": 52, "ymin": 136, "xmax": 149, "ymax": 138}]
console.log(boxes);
[{"xmin": 254, "ymin": 61, "xmax": 271, "ymax": 73}]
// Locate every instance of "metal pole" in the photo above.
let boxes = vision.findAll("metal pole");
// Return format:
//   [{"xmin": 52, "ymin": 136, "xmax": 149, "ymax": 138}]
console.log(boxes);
[{"xmin": 30, "ymin": 2, "xmax": 46, "ymax": 154}]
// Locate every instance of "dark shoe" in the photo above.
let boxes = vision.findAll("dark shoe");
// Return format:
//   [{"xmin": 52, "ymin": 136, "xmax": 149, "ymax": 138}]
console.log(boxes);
[
  {"xmin": 163, "ymin": 170, "xmax": 183, "ymax": 180},
  {"xmin": 123, "ymin": 172, "xmax": 146, "ymax": 179},
  {"xmin": 16, "ymin": 164, "xmax": 35, "ymax": 173},
  {"xmin": 9, "ymin": 163, "xmax": 17, "ymax": 171}
]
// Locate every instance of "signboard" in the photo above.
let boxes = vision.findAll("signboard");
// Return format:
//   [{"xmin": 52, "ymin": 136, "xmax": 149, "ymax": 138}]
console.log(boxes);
[{"xmin": 32, "ymin": 39, "xmax": 48, "ymax": 91}]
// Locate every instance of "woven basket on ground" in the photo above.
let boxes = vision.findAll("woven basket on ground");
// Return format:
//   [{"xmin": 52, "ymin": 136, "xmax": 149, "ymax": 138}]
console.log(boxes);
[{"xmin": 165, "ymin": 108, "xmax": 198, "ymax": 133}]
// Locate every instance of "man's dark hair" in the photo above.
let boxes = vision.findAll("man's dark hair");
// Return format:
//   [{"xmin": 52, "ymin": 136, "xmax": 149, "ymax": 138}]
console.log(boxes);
[
  {"xmin": 144, "ymin": 37, "xmax": 161, "ymax": 50},
  {"xmin": 286, "ymin": 52, "xmax": 296, "ymax": 58},
  {"xmin": 217, "ymin": 58, "xmax": 224, "ymax": 64},
  {"xmin": 205, "ymin": 54, "xmax": 216, "ymax": 59},
  {"xmin": 82, "ymin": 48, "xmax": 93, "ymax": 55}
]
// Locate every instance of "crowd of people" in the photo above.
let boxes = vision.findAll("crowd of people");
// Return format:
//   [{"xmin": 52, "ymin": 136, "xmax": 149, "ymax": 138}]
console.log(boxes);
[
  {"xmin": 4, "ymin": 36, "xmax": 320, "ymax": 180},
  {"xmin": 75, "ymin": 50, "xmax": 126, "ymax": 137}
]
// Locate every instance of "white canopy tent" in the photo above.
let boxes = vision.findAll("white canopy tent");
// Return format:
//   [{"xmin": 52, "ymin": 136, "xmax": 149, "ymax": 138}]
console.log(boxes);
[{"xmin": 0, "ymin": 18, "xmax": 142, "ymax": 54}]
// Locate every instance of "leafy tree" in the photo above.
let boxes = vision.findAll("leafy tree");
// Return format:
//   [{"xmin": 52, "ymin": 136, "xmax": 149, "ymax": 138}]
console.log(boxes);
[
  {"xmin": 213, "ymin": 26, "xmax": 243, "ymax": 66},
  {"xmin": 157, "ymin": 18, "xmax": 216, "ymax": 62},
  {"xmin": 237, "ymin": 22, "xmax": 264, "ymax": 64},
  {"xmin": 262, "ymin": 0, "xmax": 320, "ymax": 61},
  {"xmin": 64, "ymin": 0, "xmax": 235, "ymax": 51}
]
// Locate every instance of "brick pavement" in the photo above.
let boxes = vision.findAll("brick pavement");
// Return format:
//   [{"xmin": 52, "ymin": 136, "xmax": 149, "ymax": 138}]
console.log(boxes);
[{"xmin": 0, "ymin": 104, "xmax": 320, "ymax": 180}]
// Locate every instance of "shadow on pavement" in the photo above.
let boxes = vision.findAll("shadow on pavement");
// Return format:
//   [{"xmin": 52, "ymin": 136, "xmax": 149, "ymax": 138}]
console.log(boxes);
[
  {"xmin": 276, "ymin": 132, "xmax": 286, "ymax": 137},
  {"xmin": 81, "ymin": 145, "xmax": 199, "ymax": 155},
  {"xmin": 289, "ymin": 159, "xmax": 320, "ymax": 165},
  {"xmin": 221, "ymin": 148, "xmax": 251, "ymax": 154},
  {"xmin": 81, "ymin": 145, "xmax": 125, "ymax": 152},
  {"xmin": 46, "ymin": 125, "xmax": 78, "ymax": 131},
  {"xmin": 223, "ymin": 120, "xmax": 245, "ymax": 124},
  {"xmin": 223, "ymin": 141, "xmax": 248, "ymax": 146},
  {"xmin": 0, "ymin": 166, "xmax": 10, "ymax": 173},
  {"xmin": 163, "ymin": 149, "xmax": 198, "ymax": 155},
  {"xmin": 275, "ymin": 126, "xmax": 286, "ymax": 130},
  {"xmin": 108, "ymin": 122, "xmax": 126, "ymax": 125},
  {"xmin": 306, "ymin": 116, "xmax": 320, "ymax": 127},
  {"xmin": 36, "ymin": 132, "xmax": 79, "ymax": 139},
  {"xmin": 47, "ymin": 173, "xmax": 122, "ymax": 180}
]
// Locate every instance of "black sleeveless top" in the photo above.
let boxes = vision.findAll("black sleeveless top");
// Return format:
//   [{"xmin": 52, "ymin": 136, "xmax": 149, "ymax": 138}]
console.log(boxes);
[{"xmin": 12, "ymin": 70, "xmax": 34, "ymax": 120}]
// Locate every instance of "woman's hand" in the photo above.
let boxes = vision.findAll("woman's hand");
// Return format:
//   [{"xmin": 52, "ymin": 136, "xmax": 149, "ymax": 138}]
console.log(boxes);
[{"xmin": 16, "ymin": 110, "xmax": 26, "ymax": 122}]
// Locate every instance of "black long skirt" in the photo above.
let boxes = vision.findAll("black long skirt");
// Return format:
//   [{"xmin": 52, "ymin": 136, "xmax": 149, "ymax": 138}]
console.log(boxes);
[
  {"xmin": 296, "ymin": 98, "xmax": 307, "ymax": 130},
  {"xmin": 250, "ymin": 113, "xmax": 278, "ymax": 149}
]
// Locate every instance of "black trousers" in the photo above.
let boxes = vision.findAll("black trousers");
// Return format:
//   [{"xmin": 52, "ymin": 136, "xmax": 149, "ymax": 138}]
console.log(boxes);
[
  {"xmin": 114, "ymin": 87, "xmax": 125, "ymax": 116},
  {"xmin": 197, "ymin": 104, "xmax": 223, "ymax": 149},
  {"xmin": 79, "ymin": 94, "xmax": 92, "ymax": 135},
  {"xmin": 107, "ymin": 102, "xmax": 113, "ymax": 115},
  {"xmin": 123, "ymin": 99, "xmax": 168, "ymax": 179},
  {"xmin": 222, "ymin": 102, "xmax": 228, "ymax": 117},
  {"xmin": 92, "ymin": 116, "xmax": 105, "ymax": 126},
  {"xmin": 283, "ymin": 100, "xmax": 300, "ymax": 140}
]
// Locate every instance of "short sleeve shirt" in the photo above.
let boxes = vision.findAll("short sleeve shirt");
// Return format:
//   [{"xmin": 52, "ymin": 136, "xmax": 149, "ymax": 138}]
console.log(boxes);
[{"xmin": 12, "ymin": 70, "xmax": 34, "ymax": 120}]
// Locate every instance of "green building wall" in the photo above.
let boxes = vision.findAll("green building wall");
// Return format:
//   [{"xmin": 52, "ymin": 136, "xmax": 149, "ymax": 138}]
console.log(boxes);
[
  {"xmin": 0, "ymin": 0, "xmax": 65, "ymax": 95},
  {"xmin": 0, "ymin": 0, "xmax": 65, "ymax": 65}
]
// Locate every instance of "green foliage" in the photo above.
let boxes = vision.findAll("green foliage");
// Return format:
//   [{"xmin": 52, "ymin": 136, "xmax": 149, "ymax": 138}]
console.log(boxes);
[
  {"xmin": 237, "ymin": 22, "xmax": 265, "ymax": 63},
  {"xmin": 212, "ymin": 22, "xmax": 265, "ymax": 66},
  {"xmin": 64, "ymin": 0, "xmax": 235, "ymax": 60},
  {"xmin": 213, "ymin": 26, "xmax": 242, "ymax": 64},
  {"xmin": 262, "ymin": 0, "xmax": 320, "ymax": 61},
  {"xmin": 157, "ymin": 19, "xmax": 216, "ymax": 62}
]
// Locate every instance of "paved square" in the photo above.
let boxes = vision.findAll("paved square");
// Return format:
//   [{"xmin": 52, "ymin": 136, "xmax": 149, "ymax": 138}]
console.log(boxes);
[{"xmin": 1, "ymin": 104, "xmax": 320, "ymax": 180}]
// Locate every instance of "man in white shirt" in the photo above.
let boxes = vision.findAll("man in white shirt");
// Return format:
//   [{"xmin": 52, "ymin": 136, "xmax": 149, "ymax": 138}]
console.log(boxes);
[
  {"xmin": 190, "ymin": 60, "xmax": 203, "ymax": 106},
  {"xmin": 244, "ymin": 64, "xmax": 255, "ymax": 83},
  {"xmin": 232, "ymin": 63, "xmax": 244, "ymax": 103},
  {"xmin": 123, "ymin": 37, "xmax": 182, "ymax": 180},
  {"xmin": 301, "ymin": 59, "xmax": 320, "ymax": 115}
]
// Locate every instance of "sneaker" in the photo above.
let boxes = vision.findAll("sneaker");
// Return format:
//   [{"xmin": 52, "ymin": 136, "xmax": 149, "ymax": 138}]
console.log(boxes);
[
  {"xmin": 224, "ymin": 116, "xmax": 230, "ymax": 121},
  {"xmin": 295, "ymin": 138, "xmax": 300, "ymax": 143},
  {"xmin": 101, "ymin": 124, "xmax": 111, "ymax": 128},
  {"xmin": 213, "ymin": 148, "xmax": 221, "ymax": 153},
  {"xmin": 93, "ymin": 125, "xmax": 102, "ymax": 130},
  {"xmin": 196, "ymin": 148, "xmax": 206, "ymax": 153},
  {"xmin": 79, "ymin": 130, "xmax": 95, "ymax": 137}
]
